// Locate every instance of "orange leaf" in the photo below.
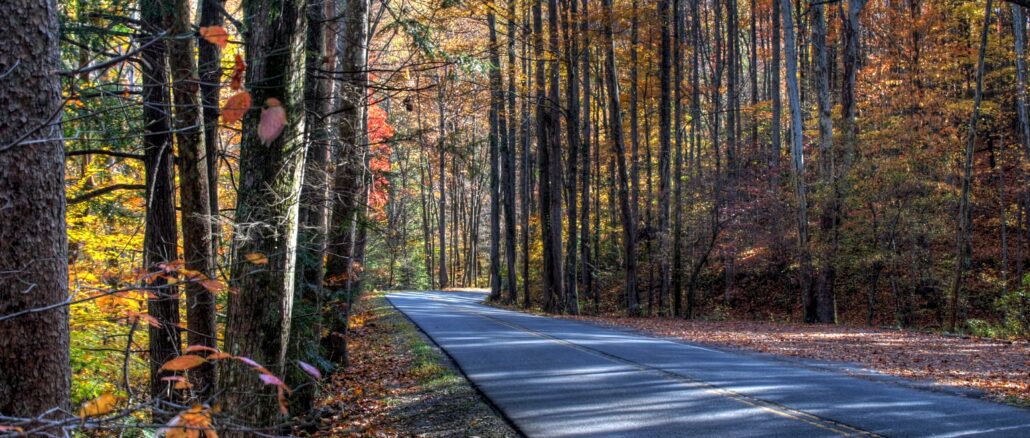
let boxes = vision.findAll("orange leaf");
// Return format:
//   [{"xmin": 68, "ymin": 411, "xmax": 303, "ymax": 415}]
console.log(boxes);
[
  {"xmin": 230, "ymin": 54, "xmax": 246, "ymax": 91},
  {"xmin": 159, "ymin": 355, "xmax": 207, "ymax": 371},
  {"xmin": 79, "ymin": 393, "xmax": 119, "ymax": 418},
  {"xmin": 245, "ymin": 252, "xmax": 269, "ymax": 265},
  {"xmin": 221, "ymin": 91, "xmax": 251, "ymax": 125},
  {"xmin": 258, "ymin": 98, "xmax": 287, "ymax": 145},
  {"xmin": 199, "ymin": 26, "xmax": 229, "ymax": 49},
  {"xmin": 207, "ymin": 352, "xmax": 233, "ymax": 360}
]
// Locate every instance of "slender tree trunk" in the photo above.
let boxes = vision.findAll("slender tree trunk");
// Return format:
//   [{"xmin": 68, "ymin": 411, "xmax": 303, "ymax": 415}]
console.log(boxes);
[
  {"xmin": 165, "ymin": 0, "xmax": 217, "ymax": 395},
  {"xmin": 488, "ymin": 12, "xmax": 504, "ymax": 302},
  {"xmin": 0, "ymin": 0, "xmax": 70, "ymax": 419},
  {"xmin": 658, "ymin": 0, "xmax": 673, "ymax": 315},
  {"xmin": 505, "ymin": 0, "xmax": 520, "ymax": 304},
  {"xmin": 602, "ymin": 0, "xmax": 639, "ymax": 315},
  {"xmin": 580, "ymin": 0, "xmax": 594, "ymax": 310},
  {"xmin": 563, "ymin": 0, "xmax": 581, "ymax": 314},
  {"xmin": 437, "ymin": 71, "xmax": 449, "ymax": 289},
  {"xmin": 199, "ymin": 0, "xmax": 224, "ymax": 256},
  {"xmin": 672, "ymin": 0, "xmax": 684, "ymax": 317},
  {"xmin": 522, "ymin": 4, "xmax": 533, "ymax": 307},
  {"xmin": 222, "ymin": 0, "xmax": 307, "ymax": 427},
  {"xmin": 771, "ymin": 0, "xmax": 782, "ymax": 172},
  {"xmin": 779, "ymin": 0, "xmax": 814, "ymax": 323},
  {"xmin": 540, "ymin": 0, "xmax": 565, "ymax": 313},
  {"xmin": 813, "ymin": 0, "xmax": 836, "ymax": 324},
  {"xmin": 948, "ymin": 0, "xmax": 992, "ymax": 333},
  {"xmin": 289, "ymin": 0, "xmax": 337, "ymax": 413},
  {"xmin": 139, "ymin": 0, "xmax": 182, "ymax": 408}
]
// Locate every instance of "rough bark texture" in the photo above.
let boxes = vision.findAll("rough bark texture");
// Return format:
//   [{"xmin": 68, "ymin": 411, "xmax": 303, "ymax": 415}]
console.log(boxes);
[
  {"xmin": 0, "ymin": 0, "xmax": 70, "ymax": 419},
  {"xmin": 488, "ymin": 12, "xmax": 503, "ymax": 302},
  {"xmin": 812, "ymin": 2, "xmax": 836, "ymax": 324},
  {"xmin": 289, "ymin": 0, "xmax": 337, "ymax": 413},
  {"xmin": 198, "ymin": 0, "xmax": 225, "ymax": 255},
  {"xmin": 165, "ymin": 0, "xmax": 218, "ymax": 396},
  {"xmin": 504, "ymin": 0, "xmax": 520, "ymax": 305},
  {"xmin": 658, "ymin": 0, "xmax": 672, "ymax": 316},
  {"xmin": 140, "ymin": 0, "xmax": 182, "ymax": 407},
  {"xmin": 222, "ymin": 0, "xmax": 308, "ymax": 429},
  {"xmin": 325, "ymin": 0, "xmax": 369, "ymax": 364}
]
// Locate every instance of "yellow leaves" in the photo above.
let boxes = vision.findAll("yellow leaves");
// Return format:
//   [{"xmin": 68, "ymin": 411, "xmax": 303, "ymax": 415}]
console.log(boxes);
[
  {"xmin": 258, "ymin": 98, "xmax": 287, "ymax": 145},
  {"xmin": 199, "ymin": 26, "xmax": 230, "ymax": 49},
  {"xmin": 162, "ymin": 405, "xmax": 218, "ymax": 438},
  {"xmin": 221, "ymin": 91, "xmax": 251, "ymax": 125},
  {"xmin": 245, "ymin": 252, "xmax": 269, "ymax": 265},
  {"xmin": 79, "ymin": 393, "xmax": 120, "ymax": 419},
  {"xmin": 159, "ymin": 355, "xmax": 207, "ymax": 372}
]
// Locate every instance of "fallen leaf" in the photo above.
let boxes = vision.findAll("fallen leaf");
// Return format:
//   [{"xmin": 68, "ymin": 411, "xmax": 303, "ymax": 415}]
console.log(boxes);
[{"xmin": 79, "ymin": 393, "xmax": 118, "ymax": 418}]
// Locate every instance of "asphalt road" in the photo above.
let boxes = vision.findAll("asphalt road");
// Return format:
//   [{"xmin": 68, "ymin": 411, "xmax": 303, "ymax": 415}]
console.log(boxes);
[{"xmin": 386, "ymin": 291, "xmax": 1030, "ymax": 438}]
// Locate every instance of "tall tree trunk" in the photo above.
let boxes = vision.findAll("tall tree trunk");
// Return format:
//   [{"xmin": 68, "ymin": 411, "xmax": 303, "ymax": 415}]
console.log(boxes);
[
  {"xmin": 563, "ymin": 0, "xmax": 581, "ymax": 314},
  {"xmin": 672, "ymin": 0, "xmax": 684, "ymax": 317},
  {"xmin": 199, "ymin": 0, "xmax": 225, "ymax": 257},
  {"xmin": 140, "ymin": 0, "xmax": 182, "ymax": 408},
  {"xmin": 771, "ymin": 0, "xmax": 782, "ymax": 172},
  {"xmin": 505, "ymin": 0, "xmax": 520, "ymax": 304},
  {"xmin": 658, "ymin": 0, "xmax": 673, "ymax": 315},
  {"xmin": 630, "ymin": 0, "xmax": 641, "ymax": 225},
  {"xmin": 812, "ymin": 0, "xmax": 836, "ymax": 324},
  {"xmin": 580, "ymin": 0, "xmax": 594, "ymax": 310},
  {"xmin": 521, "ymin": 2, "xmax": 533, "ymax": 307},
  {"xmin": 948, "ymin": 0, "xmax": 992, "ymax": 333},
  {"xmin": 540, "ymin": 0, "xmax": 565, "ymax": 313},
  {"xmin": 601, "ymin": 0, "xmax": 639, "ymax": 315},
  {"xmin": 325, "ymin": 0, "xmax": 370, "ymax": 363},
  {"xmin": 221, "ymin": 0, "xmax": 308, "ymax": 428},
  {"xmin": 779, "ymin": 0, "xmax": 814, "ymax": 323},
  {"xmin": 289, "ymin": 0, "xmax": 337, "ymax": 413},
  {"xmin": 488, "ymin": 12, "xmax": 504, "ymax": 302},
  {"xmin": 165, "ymin": 0, "xmax": 217, "ymax": 396},
  {"xmin": 0, "ymin": 0, "xmax": 70, "ymax": 419},
  {"xmin": 437, "ymin": 70, "xmax": 449, "ymax": 289}
]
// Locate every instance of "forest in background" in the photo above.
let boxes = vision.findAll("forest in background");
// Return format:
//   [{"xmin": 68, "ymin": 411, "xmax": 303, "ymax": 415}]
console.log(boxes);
[{"xmin": 2, "ymin": 0, "xmax": 1030, "ymax": 435}]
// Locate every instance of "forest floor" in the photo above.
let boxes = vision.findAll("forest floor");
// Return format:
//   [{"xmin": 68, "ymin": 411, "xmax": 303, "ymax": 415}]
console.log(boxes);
[
  {"xmin": 557, "ymin": 314, "xmax": 1030, "ymax": 407},
  {"xmin": 308, "ymin": 291, "xmax": 517, "ymax": 437}
]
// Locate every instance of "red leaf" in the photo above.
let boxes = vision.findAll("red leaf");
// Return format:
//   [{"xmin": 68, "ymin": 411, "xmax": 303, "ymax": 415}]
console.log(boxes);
[
  {"xmin": 221, "ymin": 91, "xmax": 251, "ymax": 125},
  {"xmin": 258, "ymin": 98, "xmax": 287, "ymax": 145},
  {"xmin": 230, "ymin": 54, "xmax": 246, "ymax": 91}
]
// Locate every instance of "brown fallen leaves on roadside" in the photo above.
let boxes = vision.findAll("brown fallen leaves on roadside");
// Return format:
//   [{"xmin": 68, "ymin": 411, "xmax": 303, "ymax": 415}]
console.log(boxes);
[{"xmin": 562, "ymin": 315, "xmax": 1030, "ymax": 405}]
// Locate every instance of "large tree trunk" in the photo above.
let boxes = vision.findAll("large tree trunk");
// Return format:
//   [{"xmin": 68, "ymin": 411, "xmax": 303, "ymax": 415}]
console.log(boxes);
[
  {"xmin": 540, "ymin": 0, "xmax": 565, "ymax": 313},
  {"xmin": 139, "ymin": 0, "xmax": 182, "ymax": 408},
  {"xmin": 437, "ymin": 70, "xmax": 449, "ymax": 290},
  {"xmin": 165, "ymin": 0, "xmax": 218, "ymax": 396},
  {"xmin": 0, "ymin": 0, "xmax": 70, "ymax": 420},
  {"xmin": 672, "ymin": 0, "xmax": 684, "ymax": 317},
  {"xmin": 948, "ymin": 0, "xmax": 992, "ymax": 333},
  {"xmin": 289, "ymin": 0, "xmax": 337, "ymax": 414},
  {"xmin": 325, "ymin": 0, "xmax": 370, "ymax": 363},
  {"xmin": 812, "ymin": 0, "xmax": 836, "ymax": 324},
  {"xmin": 222, "ymin": 0, "xmax": 308, "ymax": 428},
  {"xmin": 601, "ymin": 0, "xmax": 639, "ymax": 315},
  {"xmin": 779, "ymin": 0, "xmax": 814, "ymax": 323}
]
